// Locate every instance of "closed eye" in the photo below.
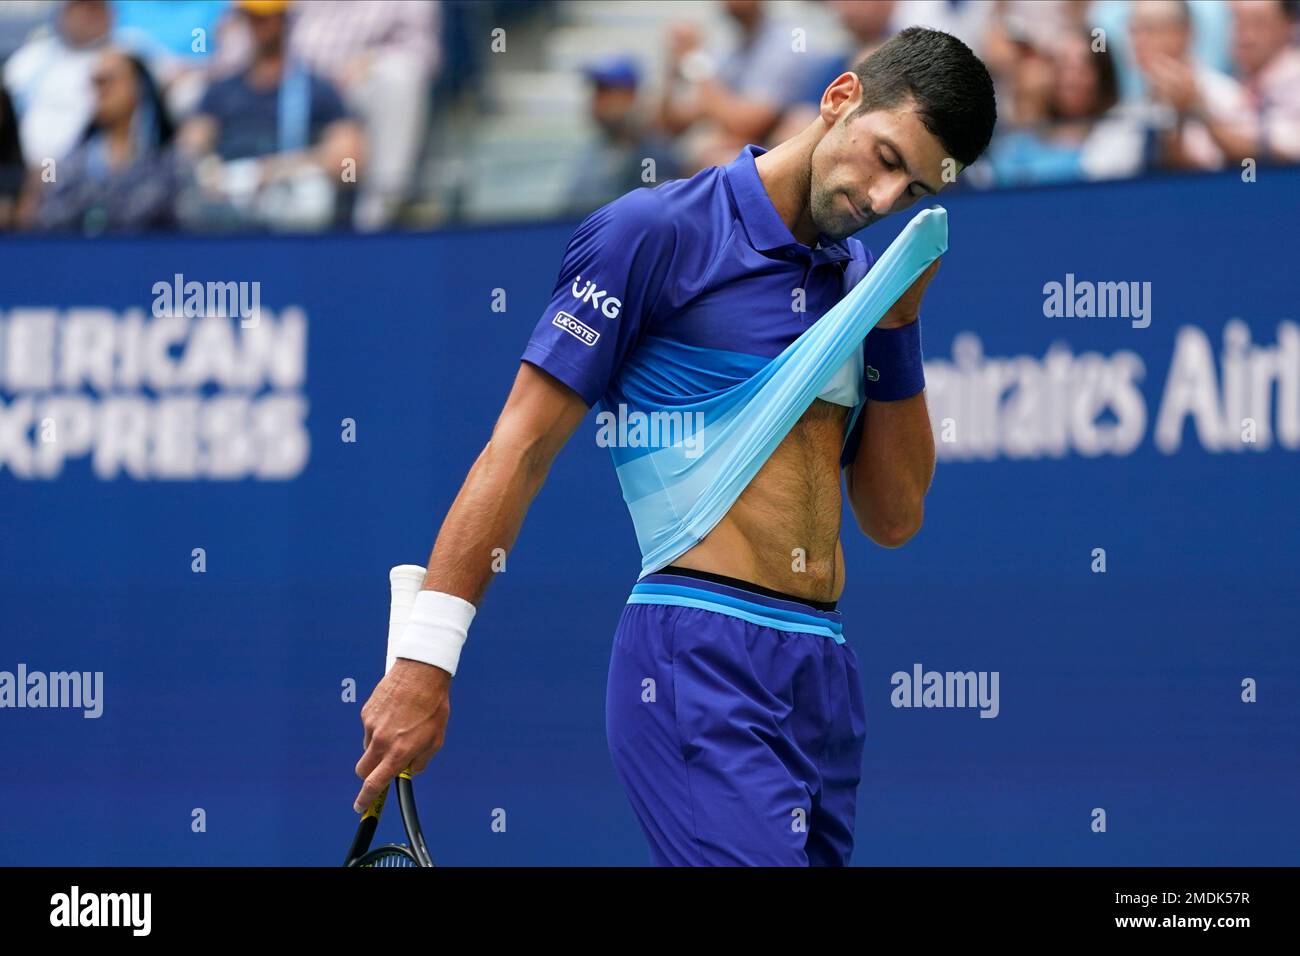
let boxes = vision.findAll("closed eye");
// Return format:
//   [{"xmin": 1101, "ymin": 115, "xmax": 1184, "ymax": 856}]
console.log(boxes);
[{"xmin": 879, "ymin": 150, "xmax": 928, "ymax": 199}]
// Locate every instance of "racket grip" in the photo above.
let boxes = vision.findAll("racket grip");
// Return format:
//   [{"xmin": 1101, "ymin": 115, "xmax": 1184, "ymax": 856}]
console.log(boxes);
[{"xmin": 386, "ymin": 564, "xmax": 427, "ymax": 674}]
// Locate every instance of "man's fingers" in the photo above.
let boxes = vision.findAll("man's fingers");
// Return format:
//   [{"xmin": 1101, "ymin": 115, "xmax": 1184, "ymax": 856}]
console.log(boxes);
[
  {"xmin": 353, "ymin": 757, "xmax": 404, "ymax": 813},
  {"xmin": 408, "ymin": 746, "xmax": 437, "ymax": 774},
  {"xmin": 353, "ymin": 777, "xmax": 384, "ymax": 815},
  {"xmin": 354, "ymin": 736, "xmax": 387, "ymax": 787}
]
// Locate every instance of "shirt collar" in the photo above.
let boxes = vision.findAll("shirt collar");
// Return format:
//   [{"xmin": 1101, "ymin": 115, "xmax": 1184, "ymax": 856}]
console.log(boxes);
[{"xmin": 722, "ymin": 144, "xmax": 854, "ymax": 264}]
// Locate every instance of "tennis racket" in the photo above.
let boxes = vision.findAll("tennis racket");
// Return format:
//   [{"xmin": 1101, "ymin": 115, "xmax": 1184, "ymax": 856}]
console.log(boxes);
[
  {"xmin": 344, "ymin": 768, "xmax": 433, "ymax": 867},
  {"xmin": 343, "ymin": 564, "xmax": 436, "ymax": 868}
]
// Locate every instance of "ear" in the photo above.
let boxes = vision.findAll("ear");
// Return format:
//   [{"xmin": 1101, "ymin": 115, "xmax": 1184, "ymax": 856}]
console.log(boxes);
[{"xmin": 820, "ymin": 71, "xmax": 862, "ymax": 125}]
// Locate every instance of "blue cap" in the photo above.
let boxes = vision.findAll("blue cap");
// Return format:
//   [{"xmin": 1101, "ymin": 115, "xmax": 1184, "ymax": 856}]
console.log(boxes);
[{"xmin": 582, "ymin": 55, "xmax": 640, "ymax": 89}]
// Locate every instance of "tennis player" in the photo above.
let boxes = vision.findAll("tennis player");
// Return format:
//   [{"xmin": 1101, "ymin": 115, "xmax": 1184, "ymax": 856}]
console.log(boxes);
[{"xmin": 356, "ymin": 27, "xmax": 997, "ymax": 865}]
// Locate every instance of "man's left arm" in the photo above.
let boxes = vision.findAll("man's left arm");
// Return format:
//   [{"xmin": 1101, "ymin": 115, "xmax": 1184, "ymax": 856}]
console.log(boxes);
[
  {"xmin": 844, "ymin": 260, "xmax": 940, "ymax": 548},
  {"xmin": 845, "ymin": 390, "xmax": 935, "ymax": 547}
]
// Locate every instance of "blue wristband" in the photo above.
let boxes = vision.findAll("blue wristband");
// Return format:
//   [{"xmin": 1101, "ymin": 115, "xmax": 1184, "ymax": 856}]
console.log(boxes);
[{"xmin": 863, "ymin": 318, "xmax": 925, "ymax": 401}]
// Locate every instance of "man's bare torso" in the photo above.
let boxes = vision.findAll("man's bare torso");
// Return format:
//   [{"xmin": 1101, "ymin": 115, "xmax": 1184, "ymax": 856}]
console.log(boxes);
[{"xmin": 675, "ymin": 398, "xmax": 850, "ymax": 602}]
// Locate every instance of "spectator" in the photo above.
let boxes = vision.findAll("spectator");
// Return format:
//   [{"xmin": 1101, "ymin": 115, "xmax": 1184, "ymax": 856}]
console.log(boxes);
[
  {"xmin": 1091, "ymin": 0, "xmax": 1235, "ymax": 102},
  {"xmin": 823, "ymin": 0, "xmax": 897, "ymax": 65},
  {"xmin": 0, "ymin": 86, "xmax": 23, "ymax": 229},
  {"xmin": 985, "ymin": 31, "xmax": 1143, "ymax": 185},
  {"xmin": 566, "ymin": 55, "xmax": 681, "ymax": 214},
  {"xmin": 110, "ymin": 0, "xmax": 232, "ymax": 118},
  {"xmin": 1126, "ymin": 0, "xmax": 1255, "ymax": 171},
  {"xmin": 1231, "ymin": 0, "xmax": 1300, "ymax": 163},
  {"xmin": 982, "ymin": 1, "xmax": 1089, "ymax": 90},
  {"xmin": 37, "ymin": 48, "xmax": 185, "ymax": 233},
  {"xmin": 3, "ymin": 0, "xmax": 112, "ymax": 165},
  {"xmin": 660, "ymin": 0, "xmax": 818, "ymax": 171},
  {"xmin": 771, "ymin": 0, "xmax": 898, "ymax": 144},
  {"xmin": 1001, "ymin": 24, "xmax": 1056, "ymax": 126},
  {"xmin": 289, "ymin": 0, "xmax": 439, "ymax": 229},
  {"xmin": 892, "ymin": 0, "xmax": 996, "ymax": 52},
  {"xmin": 804, "ymin": 1, "xmax": 899, "ymax": 107},
  {"xmin": 176, "ymin": 0, "xmax": 363, "ymax": 230}
]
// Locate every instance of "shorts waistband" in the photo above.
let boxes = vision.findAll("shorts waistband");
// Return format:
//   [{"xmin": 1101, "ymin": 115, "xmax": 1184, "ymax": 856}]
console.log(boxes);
[
  {"xmin": 630, "ymin": 569, "xmax": 844, "ymax": 642},
  {"xmin": 656, "ymin": 565, "xmax": 839, "ymax": 611}
]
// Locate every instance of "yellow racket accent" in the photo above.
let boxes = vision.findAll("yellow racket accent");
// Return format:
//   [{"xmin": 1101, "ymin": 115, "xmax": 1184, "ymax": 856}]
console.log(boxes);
[{"xmin": 360, "ymin": 766, "xmax": 414, "ymax": 820}]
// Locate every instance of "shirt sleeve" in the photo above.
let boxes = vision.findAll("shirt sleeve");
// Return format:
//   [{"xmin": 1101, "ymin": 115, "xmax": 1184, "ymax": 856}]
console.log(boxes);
[{"xmin": 521, "ymin": 189, "xmax": 679, "ymax": 406}]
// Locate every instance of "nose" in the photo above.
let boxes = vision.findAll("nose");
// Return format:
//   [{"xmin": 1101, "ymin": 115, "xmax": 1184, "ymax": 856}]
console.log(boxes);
[{"xmin": 867, "ymin": 173, "xmax": 911, "ymax": 215}]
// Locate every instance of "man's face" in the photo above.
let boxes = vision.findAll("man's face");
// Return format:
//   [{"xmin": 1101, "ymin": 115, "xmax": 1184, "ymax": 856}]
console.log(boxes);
[
  {"xmin": 1130, "ymin": 2, "xmax": 1191, "ymax": 71},
  {"xmin": 809, "ymin": 101, "xmax": 952, "ymax": 241},
  {"xmin": 60, "ymin": 0, "xmax": 110, "ymax": 48},
  {"xmin": 1232, "ymin": 0, "xmax": 1291, "ymax": 75},
  {"xmin": 723, "ymin": 0, "xmax": 763, "ymax": 23},
  {"xmin": 245, "ymin": 11, "xmax": 286, "ymax": 54},
  {"xmin": 831, "ymin": 0, "xmax": 896, "ymax": 44},
  {"xmin": 590, "ymin": 83, "xmax": 637, "ymax": 132}
]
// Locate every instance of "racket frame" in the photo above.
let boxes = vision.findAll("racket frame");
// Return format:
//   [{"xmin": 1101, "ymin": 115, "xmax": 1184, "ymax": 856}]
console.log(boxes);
[{"xmin": 343, "ymin": 769, "xmax": 434, "ymax": 867}]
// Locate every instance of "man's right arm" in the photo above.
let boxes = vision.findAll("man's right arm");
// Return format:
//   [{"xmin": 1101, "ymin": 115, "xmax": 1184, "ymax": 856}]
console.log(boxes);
[
  {"xmin": 421, "ymin": 361, "xmax": 589, "ymax": 604},
  {"xmin": 352, "ymin": 362, "xmax": 587, "ymax": 811},
  {"xmin": 355, "ymin": 189, "xmax": 679, "ymax": 810}
]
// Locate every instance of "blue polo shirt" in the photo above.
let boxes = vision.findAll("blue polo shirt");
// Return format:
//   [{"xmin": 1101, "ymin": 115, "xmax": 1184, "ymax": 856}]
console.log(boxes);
[
  {"xmin": 521, "ymin": 144, "xmax": 885, "ymax": 574},
  {"xmin": 525, "ymin": 144, "xmax": 873, "ymax": 408}
]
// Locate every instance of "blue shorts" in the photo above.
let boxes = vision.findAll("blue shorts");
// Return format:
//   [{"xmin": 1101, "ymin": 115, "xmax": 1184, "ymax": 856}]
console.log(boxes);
[{"xmin": 605, "ymin": 568, "xmax": 867, "ymax": 866}]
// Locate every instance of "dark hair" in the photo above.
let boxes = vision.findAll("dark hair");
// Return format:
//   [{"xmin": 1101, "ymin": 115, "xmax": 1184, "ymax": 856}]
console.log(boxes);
[
  {"xmin": 850, "ymin": 26, "xmax": 997, "ymax": 167},
  {"xmin": 0, "ymin": 82, "xmax": 23, "ymax": 202},
  {"xmin": 0, "ymin": 82, "xmax": 22, "ymax": 168},
  {"xmin": 1050, "ymin": 32, "xmax": 1120, "ymax": 121},
  {"xmin": 80, "ymin": 51, "xmax": 175, "ymax": 148}
]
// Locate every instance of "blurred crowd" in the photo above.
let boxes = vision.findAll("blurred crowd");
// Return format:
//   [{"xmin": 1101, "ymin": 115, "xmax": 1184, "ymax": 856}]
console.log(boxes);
[
  {"xmin": 625, "ymin": 0, "xmax": 1300, "ymax": 194},
  {"xmin": 0, "ymin": 0, "xmax": 448, "ymax": 232},
  {"xmin": 0, "ymin": 0, "xmax": 1297, "ymax": 235}
]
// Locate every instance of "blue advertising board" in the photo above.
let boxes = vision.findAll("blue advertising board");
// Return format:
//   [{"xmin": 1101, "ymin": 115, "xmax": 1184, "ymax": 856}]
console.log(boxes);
[{"xmin": 1, "ymin": 168, "xmax": 1297, "ymax": 865}]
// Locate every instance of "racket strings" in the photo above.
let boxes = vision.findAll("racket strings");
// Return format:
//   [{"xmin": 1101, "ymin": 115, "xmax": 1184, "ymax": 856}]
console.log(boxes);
[{"xmin": 355, "ymin": 844, "xmax": 420, "ymax": 867}]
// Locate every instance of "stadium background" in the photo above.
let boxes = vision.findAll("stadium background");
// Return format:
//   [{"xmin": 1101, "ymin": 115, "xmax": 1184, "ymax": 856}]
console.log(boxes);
[{"xmin": 0, "ymin": 0, "xmax": 1297, "ymax": 865}]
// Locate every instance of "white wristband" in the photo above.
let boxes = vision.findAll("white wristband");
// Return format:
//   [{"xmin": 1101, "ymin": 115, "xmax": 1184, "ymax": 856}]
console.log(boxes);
[
  {"xmin": 385, "ymin": 565, "xmax": 427, "ymax": 674},
  {"xmin": 389, "ymin": 588, "xmax": 476, "ymax": 677}
]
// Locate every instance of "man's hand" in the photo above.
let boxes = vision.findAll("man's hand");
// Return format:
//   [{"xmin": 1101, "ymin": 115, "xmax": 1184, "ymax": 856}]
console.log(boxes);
[
  {"xmin": 354, "ymin": 659, "xmax": 451, "ymax": 811},
  {"xmin": 877, "ymin": 258, "xmax": 940, "ymax": 329},
  {"xmin": 667, "ymin": 22, "xmax": 702, "ymax": 66},
  {"xmin": 346, "ymin": 364, "xmax": 587, "ymax": 813},
  {"xmin": 1146, "ymin": 54, "xmax": 1202, "ymax": 116}
]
